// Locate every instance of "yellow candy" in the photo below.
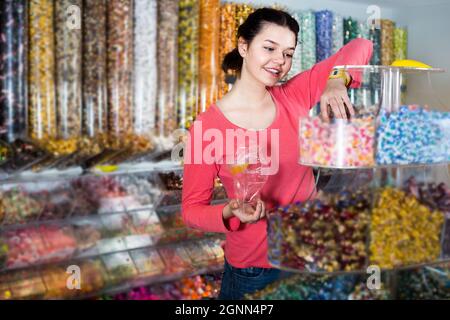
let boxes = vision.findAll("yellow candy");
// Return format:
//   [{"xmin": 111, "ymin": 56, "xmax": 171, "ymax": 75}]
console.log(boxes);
[{"xmin": 229, "ymin": 163, "xmax": 248, "ymax": 175}]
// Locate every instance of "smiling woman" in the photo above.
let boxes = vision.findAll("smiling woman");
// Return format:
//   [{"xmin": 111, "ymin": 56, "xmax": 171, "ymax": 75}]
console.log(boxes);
[
  {"xmin": 221, "ymin": 8, "xmax": 299, "ymax": 85},
  {"xmin": 181, "ymin": 7, "xmax": 373, "ymax": 300}
]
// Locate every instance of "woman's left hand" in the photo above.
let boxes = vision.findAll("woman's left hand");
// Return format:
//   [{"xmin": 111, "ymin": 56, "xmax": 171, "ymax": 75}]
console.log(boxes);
[{"xmin": 319, "ymin": 78, "xmax": 355, "ymax": 121}]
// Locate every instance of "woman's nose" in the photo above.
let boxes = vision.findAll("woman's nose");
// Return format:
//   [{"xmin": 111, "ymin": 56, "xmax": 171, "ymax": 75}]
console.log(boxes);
[{"xmin": 273, "ymin": 52, "xmax": 285, "ymax": 65}]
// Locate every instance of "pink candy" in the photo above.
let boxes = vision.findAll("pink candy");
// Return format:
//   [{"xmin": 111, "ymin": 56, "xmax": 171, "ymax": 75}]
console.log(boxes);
[{"xmin": 299, "ymin": 117, "xmax": 375, "ymax": 168}]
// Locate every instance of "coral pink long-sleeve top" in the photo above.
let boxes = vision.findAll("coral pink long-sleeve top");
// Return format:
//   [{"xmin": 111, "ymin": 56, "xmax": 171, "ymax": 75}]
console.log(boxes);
[{"xmin": 182, "ymin": 39, "xmax": 373, "ymax": 268}]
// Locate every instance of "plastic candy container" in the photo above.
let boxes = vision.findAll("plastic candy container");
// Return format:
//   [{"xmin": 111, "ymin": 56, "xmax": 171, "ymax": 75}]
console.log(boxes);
[{"xmin": 299, "ymin": 117, "xmax": 376, "ymax": 168}]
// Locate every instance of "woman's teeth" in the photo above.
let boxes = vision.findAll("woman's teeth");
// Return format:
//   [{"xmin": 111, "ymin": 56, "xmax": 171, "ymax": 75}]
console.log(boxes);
[{"xmin": 265, "ymin": 68, "xmax": 280, "ymax": 76}]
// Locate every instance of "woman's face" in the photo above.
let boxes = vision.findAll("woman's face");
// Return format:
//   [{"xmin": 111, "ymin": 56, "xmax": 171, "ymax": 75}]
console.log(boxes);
[{"xmin": 239, "ymin": 23, "xmax": 297, "ymax": 87}]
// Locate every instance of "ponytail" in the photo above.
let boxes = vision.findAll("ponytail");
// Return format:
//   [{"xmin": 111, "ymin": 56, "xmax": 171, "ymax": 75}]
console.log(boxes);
[{"xmin": 221, "ymin": 48, "xmax": 243, "ymax": 73}]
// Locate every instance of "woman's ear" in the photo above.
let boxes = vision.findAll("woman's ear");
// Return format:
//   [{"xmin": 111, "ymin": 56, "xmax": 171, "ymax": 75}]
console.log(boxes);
[{"xmin": 237, "ymin": 37, "xmax": 248, "ymax": 58}]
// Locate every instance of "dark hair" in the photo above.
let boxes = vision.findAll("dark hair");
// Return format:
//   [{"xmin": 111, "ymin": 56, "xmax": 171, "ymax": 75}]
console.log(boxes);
[{"xmin": 222, "ymin": 8, "xmax": 300, "ymax": 74}]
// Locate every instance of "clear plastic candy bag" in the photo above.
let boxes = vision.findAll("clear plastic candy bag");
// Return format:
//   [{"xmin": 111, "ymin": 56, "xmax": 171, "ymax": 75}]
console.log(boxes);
[{"xmin": 228, "ymin": 146, "xmax": 270, "ymax": 213}]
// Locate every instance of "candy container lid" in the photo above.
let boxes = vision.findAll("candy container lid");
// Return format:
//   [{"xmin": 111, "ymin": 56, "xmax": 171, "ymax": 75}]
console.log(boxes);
[{"xmin": 334, "ymin": 64, "xmax": 444, "ymax": 73}]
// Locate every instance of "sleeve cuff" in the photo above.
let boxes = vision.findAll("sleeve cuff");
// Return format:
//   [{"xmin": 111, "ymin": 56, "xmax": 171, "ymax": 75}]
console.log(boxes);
[
  {"xmin": 224, "ymin": 216, "xmax": 241, "ymax": 232},
  {"xmin": 216, "ymin": 203, "xmax": 241, "ymax": 232}
]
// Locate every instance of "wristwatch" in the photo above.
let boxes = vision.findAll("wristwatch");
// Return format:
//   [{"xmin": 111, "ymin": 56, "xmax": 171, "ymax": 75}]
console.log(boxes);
[{"xmin": 328, "ymin": 68, "xmax": 352, "ymax": 88}]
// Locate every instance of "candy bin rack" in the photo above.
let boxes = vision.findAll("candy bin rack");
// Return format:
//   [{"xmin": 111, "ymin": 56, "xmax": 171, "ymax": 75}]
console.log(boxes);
[
  {"xmin": 0, "ymin": 165, "xmax": 226, "ymax": 300},
  {"xmin": 267, "ymin": 65, "xmax": 450, "ymax": 293}
]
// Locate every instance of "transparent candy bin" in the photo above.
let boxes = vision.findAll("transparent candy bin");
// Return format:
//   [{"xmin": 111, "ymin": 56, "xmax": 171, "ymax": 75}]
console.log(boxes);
[
  {"xmin": 299, "ymin": 65, "xmax": 449, "ymax": 169},
  {"xmin": 267, "ymin": 166, "xmax": 450, "ymax": 274}
]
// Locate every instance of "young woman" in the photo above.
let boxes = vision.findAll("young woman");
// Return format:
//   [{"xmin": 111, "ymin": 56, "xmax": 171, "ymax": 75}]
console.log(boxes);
[{"xmin": 182, "ymin": 8, "xmax": 373, "ymax": 299}]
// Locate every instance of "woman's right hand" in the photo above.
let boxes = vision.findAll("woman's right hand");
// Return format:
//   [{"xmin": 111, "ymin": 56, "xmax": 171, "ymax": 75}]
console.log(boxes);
[{"xmin": 222, "ymin": 199, "xmax": 266, "ymax": 223}]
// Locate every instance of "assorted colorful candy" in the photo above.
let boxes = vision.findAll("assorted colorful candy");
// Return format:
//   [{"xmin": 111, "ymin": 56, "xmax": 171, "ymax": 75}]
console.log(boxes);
[
  {"xmin": 0, "ymin": 0, "xmax": 28, "ymax": 143},
  {"xmin": 269, "ymin": 178, "xmax": 449, "ymax": 272},
  {"xmin": 246, "ymin": 273, "xmax": 390, "ymax": 300},
  {"xmin": 111, "ymin": 273, "xmax": 221, "ymax": 300},
  {"xmin": 380, "ymin": 19, "xmax": 395, "ymax": 66},
  {"xmin": 376, "ymin": 105, "xmax": 450, "ymax": 165},
  {"xmin": 268, "ymin": 190, "xmax": 371, "ymax": 272},
  {"xmin": 218, "ymin": 3, "xmax": 237, "ymax": 98},
  {"xmin": 0, "ymin": 225, "xmax": 77, "ymax": 269},
  {"xmin": 299, "ymin": 117, "xmax": 376, "ymax": 168},
  {"xmin": 370, "ymin": 186, "xmax": 445, "ymax": 268},
  {"xmin": 315, "ymin": 10, "xmax": 333, "ymax": 62},
  {"xmin": 300, "ymin": 106, "xmax": 450, "ymax": 168},
  {"xmin": 198, "ymin": 0, "xmax": 220, "ymax": 113},
  {"xmin": 397, "ymin": 265, "xmax": 450, "ymax": 299},
  {"xmin": 0, "ymin": 187, "xmax": 43, "ymax": 224}
]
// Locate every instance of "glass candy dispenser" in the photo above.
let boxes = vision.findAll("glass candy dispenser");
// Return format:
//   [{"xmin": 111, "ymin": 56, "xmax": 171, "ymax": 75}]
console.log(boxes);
[{"xmin": 268, "ymin": 64, "xmax": 450, "ymax": 274}]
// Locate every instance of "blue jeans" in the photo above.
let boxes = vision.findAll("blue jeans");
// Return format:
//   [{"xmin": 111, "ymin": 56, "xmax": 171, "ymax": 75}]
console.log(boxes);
[
  {"xmin": 218, "ymin": 260, "xmax": 361, "ymax": 300},
  {"xmin": 218, "ymin": 259, "xmax": 289, "ymax": 300}
]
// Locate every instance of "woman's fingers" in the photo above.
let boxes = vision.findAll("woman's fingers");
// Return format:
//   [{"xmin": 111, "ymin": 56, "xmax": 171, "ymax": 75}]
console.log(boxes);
[
  {"xmin": 249, "ymin": 201, "xmax": 262, "ymax": 223},
  {"xmin": 334, "ymin": 95, "xmax": 349, "ymax": 119},
  {"xmin": 320, "ymin": 96, "xmax": 330, "ymax": 122},
  {"xmin": 329, "ymin": 97, "xmax": 344, "ymax": 119},
  {"xmin": 342, "ymin": 94, "xmax": 355, "ymax": 117},
  {"xmin": 260, "ymin": 201, "xmax": 266, "ymax": 219},
  {"xmin": 230, "ymin": 200, "xmax": 266, "ymax": 224},
  {"xmin": 321, "ymin": 94, "xmax": 354, "ymax": 121}
]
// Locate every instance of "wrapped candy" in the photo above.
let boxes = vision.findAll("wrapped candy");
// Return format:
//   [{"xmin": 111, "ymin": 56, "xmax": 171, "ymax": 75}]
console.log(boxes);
[
  {"xmin": 368, "ymin": 26, "xmax": 382, "ymax": 104},
  {"xmin": 369, "ymin": 26, "xmax": 382, "ymax": 65},
  {"xmin": 332, "ymin": 13, "xmax": 343, "ymax": 54},
  {"xmin": 198, "ymin": 0, "xmax": 220, "ymax": 113},
  {"xmin": 267, "ymin": 189, "xmax": 371, "ymax": 273},
  {"xmin": 218, "ymin": 3, "xmax": 237, "ymax": 98},
  {"xmin": 300, "ymin": 10, "xmax": 316, "ymax": 70},
  {"xmin": 315, "ymin": 10, "xmax": 333, "ymax": 62},
  {"xmin": 376, "ymin": 106, "xmax": 450, "ymax": 165},
  {"xmin": 0, "ymin": 0, "xmax": 28, "ymax": 143},
  {"xmin": 133, "ymin": 0, "xmax": 157, "ymax": 152},
  {"xmin": 357, "ymin": 20, "xmax": 370, "ymax": 39},
  {"xmin": 370, "ymin": 187, "xmax": 444, "ymax": 268},
  {"xmin": 394, "ymin": 27, "xmax": 407, "ymax": 61},
  {"xmin": 235, "ymin": 3, "xmax": 254, "ymax": 34},
  {"xmin": 394, "ymin": 27, "xmax": 407, "ymax": 102},
  {"xmin": 53, "ymin": 0, "xmax": 83, "ymax": 155},
  {"xmin": 107, "ymin": 0, "xmax": 134, "ymax": 149},
  {"xmin": 28, "ymin": 0, "xmax": 57, "ymax": 143},
  {"xmin": 299, "ymin": 117, "xmax": 376, "ymax": 168},
  {"xmin": 178, "ymin": 0, "xmax": 199, "ymax": 130},
  {"xmin": 82, "ymin": 0, "xmax": 108, "ymax": 154},
  {"xmin": 286, "ymin": 10, "xmax": 302, "ymax": 79},
  {"xmin": 156, "ymin": 0, "xmax": 178, "ymax": 145},
  {"xmin": 344, "ymin": 17, "xmax": 358, "ymax": 45},
  {"xmin": 381, "ymin": 19, "xmax": 395, "ymax": 66}
]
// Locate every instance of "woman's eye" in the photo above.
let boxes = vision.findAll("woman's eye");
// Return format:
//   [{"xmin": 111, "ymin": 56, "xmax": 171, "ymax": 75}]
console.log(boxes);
[
  {"xmin": 264, "ymin": 47, "xmax": 274, "ymax": 52},
  {"xmin": 285, "ymin": 53, "xmax": 293, "ymax": 58}
]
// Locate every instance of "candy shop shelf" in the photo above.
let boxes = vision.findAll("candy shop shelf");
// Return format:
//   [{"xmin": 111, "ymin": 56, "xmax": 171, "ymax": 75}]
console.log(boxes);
[
  {"xmin": 298, "ymin": 113, "xmax": 450, "ymax": 170},
  {"xmin": 246, "ymin": 262, "xmax": 450, "ymax": 300},
  {"xmin": 334, "ymin": 64, "xmax": 445, "ymax": 74},
  {"xmin": 0, "ymin": 204, "xmax": 223, "ymax": 273},
  {"xmin": 267, "ymin": 258, "xmax": 450, "ymax": 277},
  {"xmin": 267, "ymin": 173, "xmax": 450, "ymax": 275},
  {"xmin": 0, "ymin": 237, "xmax": 225, "ymax": 300},
  {"xmin": 79, "ymin": 264, "xmax": 224, "ymax": 301},
  {"xmin": 0, "ymin": 160, "xmax": 183, "ymax": 184},
  {"xmin": 299, "ymin": 161, "xmax": 450, "ymax": 170}
]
